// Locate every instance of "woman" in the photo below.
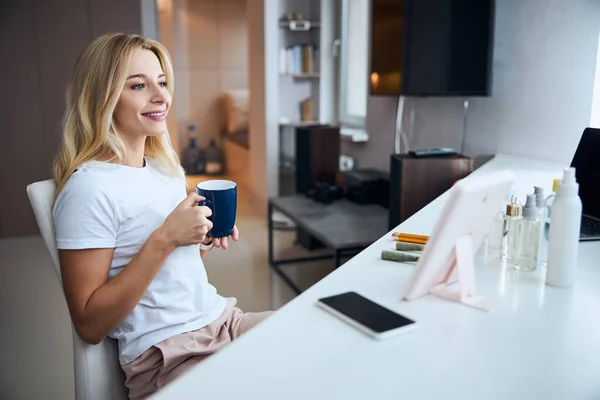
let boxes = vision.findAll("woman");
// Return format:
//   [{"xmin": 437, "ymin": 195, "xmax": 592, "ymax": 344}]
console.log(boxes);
[{"xmin": 52, "ymin": 33, "xmax": 271, "ymax": 399}]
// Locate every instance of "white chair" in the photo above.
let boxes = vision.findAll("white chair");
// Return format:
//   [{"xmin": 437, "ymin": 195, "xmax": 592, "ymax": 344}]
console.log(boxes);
[{"xmin": 26, "ymin": 179, "xmax": 128, "ymax": 400}]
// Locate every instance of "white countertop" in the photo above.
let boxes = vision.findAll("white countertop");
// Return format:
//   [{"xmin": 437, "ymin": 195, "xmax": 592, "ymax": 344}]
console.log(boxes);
[{"xmin": 152, "ymin": 154, "xmax": 600, "ymax": 400}]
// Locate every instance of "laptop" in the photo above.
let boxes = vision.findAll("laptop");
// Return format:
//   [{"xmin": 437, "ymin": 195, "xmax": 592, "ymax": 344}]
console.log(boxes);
[{"xmin": 570, "ymin": 127, "xmax": 600, "ymax": 241}]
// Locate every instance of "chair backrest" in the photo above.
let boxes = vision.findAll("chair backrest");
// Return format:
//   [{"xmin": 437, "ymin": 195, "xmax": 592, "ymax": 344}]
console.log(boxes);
[{"xmin": 26, "ymin": 179, "xmax": 128, "ymax": 400}]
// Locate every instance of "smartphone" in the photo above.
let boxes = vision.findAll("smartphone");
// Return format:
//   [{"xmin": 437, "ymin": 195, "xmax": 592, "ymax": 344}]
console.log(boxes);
[{"xmin": 317, "ymin": 291, "xmax": 416, "ymax": 339}]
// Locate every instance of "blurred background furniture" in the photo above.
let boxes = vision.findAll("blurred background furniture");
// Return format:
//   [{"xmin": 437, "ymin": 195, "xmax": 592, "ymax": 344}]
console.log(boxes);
[
  {"xmin": 389, "ymin": 153, "xmax": 474, "ymax": 229},
  {"xmin": 268, "ymin": 195, "xmax": 388, "ymax": 294}
]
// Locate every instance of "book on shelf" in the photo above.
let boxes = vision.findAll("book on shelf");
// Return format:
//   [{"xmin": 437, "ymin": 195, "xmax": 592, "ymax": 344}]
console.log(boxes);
[{"xmin": 279, "ymin": 44, "xmax": 319, "ymax": 76}]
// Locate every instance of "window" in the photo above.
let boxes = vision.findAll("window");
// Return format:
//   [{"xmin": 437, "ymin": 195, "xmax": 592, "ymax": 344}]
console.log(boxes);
[
  {"xmin": 590, "ymin": 32, "xmax": 600, "ymax": 128},
  {"xmin": 339, "ymin": 0, "xmax": 369, "ymax": 128}
]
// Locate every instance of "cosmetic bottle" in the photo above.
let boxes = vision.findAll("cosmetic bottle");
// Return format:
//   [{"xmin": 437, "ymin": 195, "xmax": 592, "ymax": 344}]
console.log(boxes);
[
  {"xmin": 546, "ymin": 168, "xmax": 582, "ymax": 288},
  {"xmin": 534, "ymin": 186, "xmax": 545, "ymax": 220},
  {"xmin": 534, "ymin": 186, "xmax": 545, "ymax": 266},
  {"xmin": 488, "ymin": 208, "xmax": 505, "ymax": 255},
  {"xmin": 205, "ymin": 139, "xmax": 224, "ymax": 175},
  {"xmin": 501, "ymin": 196, "xmax": 522, "ymax": 263},
  {"xmin": 488, "ymin": 184, "xmax": 517, "ymax": 254},
  {"xmin": 182, "ymin": 125, "xmax": 200, "ymax": 174},
  {"xmin": 512, "ymin": 194, "xmax": 541, "ymax": 271},
  {"xmin": 539, "ymin": 179, "xmax": 560, "ymax": 267}
]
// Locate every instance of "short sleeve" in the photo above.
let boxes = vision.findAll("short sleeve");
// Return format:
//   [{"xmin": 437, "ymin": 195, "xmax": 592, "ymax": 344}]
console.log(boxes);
[{"xmin": 53, "ymin": 173, "xmax": 118, "ymax": 249}]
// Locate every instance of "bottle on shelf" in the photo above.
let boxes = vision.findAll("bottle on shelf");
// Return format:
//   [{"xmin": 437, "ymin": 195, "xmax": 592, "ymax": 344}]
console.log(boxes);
[
  {"xmin": 512, "ymin": 194, "xmax": 541, "ymax": 271},
  {"xmin": 196, "ymin": 147, "xmax": 206, "ymax": 175},
  {"xmin": 182, "ymin": 125, "xmax": 200, "ymax": 175},
  {"xmin": 205, "ymin": 139, "xmax": 224, "ymax": 175},
  {"xmin": 546, "ymin": 168, "xmax": 582, "ymax": 288},
  {"xmin": 540, "ymin": 179, "xmax": 561, "ymax": 267},
  {"xmin": 501, "ymin": 195, "xmax": 522, "ymax": 264}
]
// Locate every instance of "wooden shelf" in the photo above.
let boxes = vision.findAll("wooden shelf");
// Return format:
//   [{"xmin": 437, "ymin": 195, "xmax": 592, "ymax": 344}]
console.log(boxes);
[{"xmin": 280, "ymin": 73, "xmax": 320, "ymax": 79}]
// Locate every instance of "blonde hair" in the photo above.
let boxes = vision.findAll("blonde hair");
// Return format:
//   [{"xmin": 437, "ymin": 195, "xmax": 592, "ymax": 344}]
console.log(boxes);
[{"xmin": 53, "ymin": 33, "xmax": 181, "ymax": 197}]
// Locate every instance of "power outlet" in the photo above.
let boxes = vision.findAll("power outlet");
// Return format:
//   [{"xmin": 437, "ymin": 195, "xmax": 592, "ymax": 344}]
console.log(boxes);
[{"xmin": 340, "ymin": 155, "xmax": 355, "ymax": 172}]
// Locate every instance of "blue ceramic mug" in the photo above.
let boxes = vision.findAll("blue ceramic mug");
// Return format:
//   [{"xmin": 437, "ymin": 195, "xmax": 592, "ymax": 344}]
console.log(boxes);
[{"xmin": 196, "ymin": 180, "xmax": 237, "ymax": 238}]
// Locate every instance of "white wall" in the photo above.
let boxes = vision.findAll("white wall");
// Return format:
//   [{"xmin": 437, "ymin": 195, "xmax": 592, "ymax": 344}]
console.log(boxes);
[
  {"xmin": 465, "ymin": 0, "xmax": 600, "ymax": 163},
  {"xmin": 345, "ymin": 0, "xmax": 600, "ymax": 172},
  {"xmin": 159, "ymin": 0, "xmax": 248, "ymax": 152}
]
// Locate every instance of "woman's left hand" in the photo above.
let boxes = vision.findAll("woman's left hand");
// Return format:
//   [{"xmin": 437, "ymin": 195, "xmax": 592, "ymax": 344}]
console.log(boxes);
[{"xmin": 210, "ymin": 225, "xmax": 239, "ymax": 250}]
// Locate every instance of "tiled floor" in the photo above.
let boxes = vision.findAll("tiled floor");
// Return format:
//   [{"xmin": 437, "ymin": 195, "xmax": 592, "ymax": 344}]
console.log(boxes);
[{"xmin": 0, "ymin": 173, "xmax": 336, "ymax": 400}]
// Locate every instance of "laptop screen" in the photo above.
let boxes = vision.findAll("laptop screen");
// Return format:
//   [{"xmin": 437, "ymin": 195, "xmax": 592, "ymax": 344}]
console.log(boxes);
[{"xmin": 571, "ymin": 128, "xmax": 600, "ymax": 218}]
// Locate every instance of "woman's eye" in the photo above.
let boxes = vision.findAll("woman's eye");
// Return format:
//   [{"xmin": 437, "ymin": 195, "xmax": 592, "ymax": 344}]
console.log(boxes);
[
  {"xmin": 159, "ymin": 81, "xmax": 168, "ymax": 87},
  {"xmin": 131, "ymin": 83, "xmax": 144, "ymax": 90}
]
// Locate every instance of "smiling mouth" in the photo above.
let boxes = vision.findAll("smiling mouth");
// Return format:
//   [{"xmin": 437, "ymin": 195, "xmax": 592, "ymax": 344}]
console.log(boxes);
[{"xmin": 142, "ymin": 111, "xmax": 166, "ymax": 117}]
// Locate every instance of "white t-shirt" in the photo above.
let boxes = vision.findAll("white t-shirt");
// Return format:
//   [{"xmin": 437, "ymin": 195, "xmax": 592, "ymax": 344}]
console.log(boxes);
[{"xmin": 53, "ymin": 158, "xmax": 226, "ymax": 365}]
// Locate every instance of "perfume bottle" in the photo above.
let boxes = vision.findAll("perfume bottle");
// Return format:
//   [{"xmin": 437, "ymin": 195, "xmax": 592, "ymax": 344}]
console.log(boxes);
[
  {"xmin": 534, "ymin": 186, "xmax": 545, "ymax": 213},
  {"xmin": 487, "ymin": 207, "xmax": 505, "ymax": 255},
  {"xmin": 540, "ymin": 179, "xmax": 561, "ymax": 267},
  {"xmin": 501, "ymin": 196, "xmax": 522, "ymax": 263},
  {"xmin": 534, "ymin": 186, "xmax": 546, "ymax": 268},
  {"xmin": 512, "ymin": 194, "xmax": 541, "ymax": 271},
  {"xmin": 488, "ymin": 184, "xmax": 517, "ymax": 255}
]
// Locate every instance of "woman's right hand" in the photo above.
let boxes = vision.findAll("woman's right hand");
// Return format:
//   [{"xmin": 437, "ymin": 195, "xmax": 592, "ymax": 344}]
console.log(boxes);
[{"xmin": 158, "ymin": 192, "xmax": 213, "ymax": 249}]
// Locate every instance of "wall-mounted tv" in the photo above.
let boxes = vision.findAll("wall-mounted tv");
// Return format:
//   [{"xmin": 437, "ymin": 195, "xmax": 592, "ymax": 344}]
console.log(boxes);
[{"xmin": 369, "ymin": 0, "xmax": 495, "ymax": 96}]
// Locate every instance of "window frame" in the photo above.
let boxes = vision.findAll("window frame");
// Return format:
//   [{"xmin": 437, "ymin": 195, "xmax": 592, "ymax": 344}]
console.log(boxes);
[{"xmin": 338, "ymin": 0, "xmax": 369, "ymax": 128}]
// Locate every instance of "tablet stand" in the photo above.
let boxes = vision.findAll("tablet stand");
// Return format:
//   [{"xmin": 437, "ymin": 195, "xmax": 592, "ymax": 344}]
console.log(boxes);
[{"xmin": 428, "ymin": 234, "xmax": 497, "ymax": 312}]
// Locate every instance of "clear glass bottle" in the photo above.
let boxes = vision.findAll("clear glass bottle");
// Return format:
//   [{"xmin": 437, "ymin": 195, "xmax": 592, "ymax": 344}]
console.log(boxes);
[
  {"xmin": 487, "ymin": 207, "xmax": 505, "ymax": 255},
  {"xmin": 488, "ymin": 184, "xmax": 517, "ymax": 256},
  {"xmin": 540, "ymin": 179, "xmax": 561, "ymax": 268},
  {"xmin": 512, "ymin": 194, "xmax": 541, "ymax": 271},
  {"xmin": 501, "ymin": 196, "xmax": 522, "ymax": 264}
]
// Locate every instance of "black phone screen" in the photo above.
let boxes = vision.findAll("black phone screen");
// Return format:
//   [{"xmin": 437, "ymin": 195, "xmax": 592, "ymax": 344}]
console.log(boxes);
[{"xmin": 319, "ymin": 292, "xmax": 415, "ymax": 333}]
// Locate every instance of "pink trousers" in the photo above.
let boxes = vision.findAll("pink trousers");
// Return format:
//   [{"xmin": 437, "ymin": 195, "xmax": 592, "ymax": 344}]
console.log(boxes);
[{"xmin": 121, "ymin": 298, "xmax": 272, "ymax": 399}]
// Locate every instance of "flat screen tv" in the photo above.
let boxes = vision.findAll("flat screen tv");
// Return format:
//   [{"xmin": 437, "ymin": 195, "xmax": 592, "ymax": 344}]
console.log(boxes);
[{"xmin": 369, "ymin": 0, "xmax": 495, "ymax": 96}]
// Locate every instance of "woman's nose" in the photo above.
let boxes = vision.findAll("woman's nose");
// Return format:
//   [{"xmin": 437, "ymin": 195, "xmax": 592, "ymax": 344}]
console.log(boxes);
[{"xmin": 151, "ymin": 85, "xmax": 167, "ymax": 103}]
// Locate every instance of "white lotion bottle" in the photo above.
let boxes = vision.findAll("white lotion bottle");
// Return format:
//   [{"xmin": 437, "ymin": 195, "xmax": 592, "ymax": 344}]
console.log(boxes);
[{"xmin": 546, "ymin": 167, "xmax": 582, "ymax": 288}]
